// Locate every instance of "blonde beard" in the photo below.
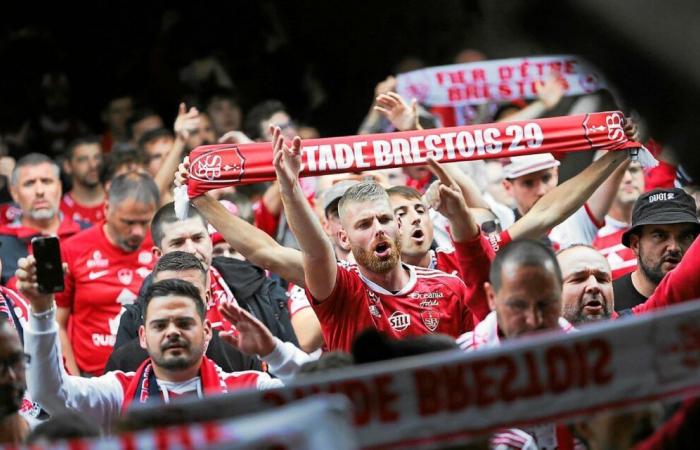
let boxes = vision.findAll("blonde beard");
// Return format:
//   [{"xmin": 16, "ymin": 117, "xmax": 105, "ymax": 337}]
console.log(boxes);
[{"xmin": 351, "ymin": 238, "xmax": 402, "ymax": 274}]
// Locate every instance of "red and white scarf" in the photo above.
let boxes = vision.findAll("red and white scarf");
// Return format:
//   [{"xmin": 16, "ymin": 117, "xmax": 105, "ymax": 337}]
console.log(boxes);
[
  {"xmin": 121, "ymin": 357, "xmax": 228, "ymax": 413},
  {"xmin": 396, "ymin": 55, "xmax": 606, "ymax": 107}
]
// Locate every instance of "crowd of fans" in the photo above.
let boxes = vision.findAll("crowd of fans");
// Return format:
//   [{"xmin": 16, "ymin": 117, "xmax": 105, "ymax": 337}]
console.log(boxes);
[{"xmin": 0, "ymin": 17, "xmax": 699, "ymax": 449}]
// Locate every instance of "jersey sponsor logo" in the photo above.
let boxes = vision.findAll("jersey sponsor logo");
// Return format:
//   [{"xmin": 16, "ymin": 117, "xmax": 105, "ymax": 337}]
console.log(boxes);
[
  {"xmin": 92, "ymin": 333, "xmax": 116, "ymax": 347},
  {"xmin": 117, "ymin": 268, "xmax": 133, "ymax": 286},
  {"xmin": 367, "ymin": 290, "xmax": 381, "ymax": 305},
  {"xmin": 87, "ymin": 250, "xmax": 109, "ymax": 269},
  {"xmin": 88, "ymin": 270, "xmax": 109, "ymax": 280},
  {"xmin": 420, "ymin": 299, "xmax": 440, "ymax": 308},
  {"xmin": 138, "ymin": 251, "xmax": 153, "ymax": 265},
  {"xmin": 389, "ymin": 311, "xmax": 411, "ymax": 331},
  {"xmin": 19, "ymin": 398, "xmax": 41, "ymax": 418},
  {"xmin": 136, "ymin": 267, "xmax": 151, "ymax": 279},
  {"xmin": 421, "ymin": 309, "xmax": 440, "ymax": 332},
  {"xmin": 369, "ymin": 305, "xmax": 381, "ymax": 318},
  {"xmin": 409, "ymin": 292, "xmax": 445, "ymax": 300}
]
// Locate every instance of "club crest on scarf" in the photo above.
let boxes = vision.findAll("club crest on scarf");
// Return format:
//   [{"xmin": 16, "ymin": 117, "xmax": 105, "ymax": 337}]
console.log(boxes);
[
  {"xmin": 582, "ymin": 112, "xmax": 626, "ymax": 147},
  {"xmin": 190, "ymin": 147, "xmax": 246, "ymax": 184}
]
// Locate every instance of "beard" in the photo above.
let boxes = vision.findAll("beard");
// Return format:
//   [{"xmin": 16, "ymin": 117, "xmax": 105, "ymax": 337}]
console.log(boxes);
[
  {"xmin": 0, "ymin": 383, "xmax": 25, "ymax": 418},
  {"xmin": 639, "ymin": 248, "xmax": 682, "ymax": 285},
  {"xmin": 151, "ymin": 338, "xmax": 203, "ymax": 371},
  {"xmin": 352, "ymin": 236, "xmax": 402, "ymax": 274},
  {"xmin": 116, "ymin": 235, "xmax": 144, "ymax": 252},
  {"xmin": 564, "ymin": 293, "xmax": 611, "ymax": 324},
  {"xmin": 29, "ymin": 207, "xmax": 57, "ymax": 221}
]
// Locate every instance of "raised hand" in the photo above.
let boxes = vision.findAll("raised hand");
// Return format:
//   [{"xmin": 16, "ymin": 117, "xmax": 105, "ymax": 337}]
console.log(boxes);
[
  {"xmin": 218, "ymin": 302, "xmax": 275, "ymax": 357},
  {"xmin": 374, "ymin": 92, "xmax": 420, "ymax": 131},
  {"xmin": 425, "ymin": 159, "xmax": 467, "ymax": 220},
  {"xmin": 218, "ymin": 130, "xmax": 253, "ymax": 145},
  {"xmin": 624, "ymin": 117, "xmax": 640, "ymax": 142},
  {"xmin": 271, "ymin": 125, "xmax": 302, "ymax": 193},
  {"xmin": 173, "ymin": 103, "xmax": 200, "ymax": 141},
  {"xmin": 174, "ymin": 156, "xmax": 190, "ymax": 188},
  {"xmin": 16, "ymin": 256, "xmax": 56, "ymax": 313},
  {"xmin": 374, "ymin": 76, "xmax": 397, "ymax": 98}
]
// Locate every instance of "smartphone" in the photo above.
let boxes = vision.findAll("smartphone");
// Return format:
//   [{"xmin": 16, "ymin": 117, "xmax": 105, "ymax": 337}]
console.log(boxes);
[{"xmin": 31, "ymin": 236, "xmax": 64, "ymax": 294}]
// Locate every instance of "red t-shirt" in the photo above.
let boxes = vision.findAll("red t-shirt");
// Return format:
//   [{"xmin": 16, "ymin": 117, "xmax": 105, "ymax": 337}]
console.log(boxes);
[
  {"xmin": 55, "ymin": 223, "xmax": 155, "ymax": 376},
  {"xmin": 60, "ymin": 192, "xmax": 105, "ymax": 225},
  {"xmin": 309, "ymin": 262, "xmax": 476, "ymax": 352}
]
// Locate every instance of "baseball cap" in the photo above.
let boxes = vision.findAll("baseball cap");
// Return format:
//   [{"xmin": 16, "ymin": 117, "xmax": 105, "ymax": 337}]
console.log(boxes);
[
  {"xmin": 621, "ymin": 188, "xmax": 700, "ymax": 247},
  {"xmin": 502, "ymin": 153, "xmax": 561, "ymax": 179},
  {"xmin": 321, "ymin": 180, "xmax": 359, "ymax": 213}
]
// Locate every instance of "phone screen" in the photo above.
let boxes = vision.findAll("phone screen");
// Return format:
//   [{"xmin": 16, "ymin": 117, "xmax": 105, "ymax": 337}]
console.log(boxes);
[{"xmin": 31, "ymin": 236, "xmax": 65, "ymax": 294}]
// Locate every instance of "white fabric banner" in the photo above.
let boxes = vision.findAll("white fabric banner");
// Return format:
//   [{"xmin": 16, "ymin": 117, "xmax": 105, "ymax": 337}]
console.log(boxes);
[{"xmin": 396, "ymin": 55, "xmax": 607, "ymax": 106}]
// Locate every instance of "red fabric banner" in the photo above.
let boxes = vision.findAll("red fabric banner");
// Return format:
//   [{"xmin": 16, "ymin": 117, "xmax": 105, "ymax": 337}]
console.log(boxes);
[{"xmin": 186, "ymin": 111, "xmax": 638, "ymax": 198}]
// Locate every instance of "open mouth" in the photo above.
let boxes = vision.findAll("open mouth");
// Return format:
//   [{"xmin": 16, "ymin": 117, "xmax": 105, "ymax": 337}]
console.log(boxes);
[
  {"xmin": 583, "ymin": 299, "xmax": 603, "ymax": 313},
  {"xmin": 374, "ymin": 241, "xmax": 391, "ymax": 258},
  {"xmin": 411, "ymin": 229, "xmax": 425, "ymax": 243}
]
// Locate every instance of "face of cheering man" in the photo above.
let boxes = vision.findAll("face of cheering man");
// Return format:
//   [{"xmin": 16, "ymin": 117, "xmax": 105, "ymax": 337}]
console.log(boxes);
[
  {"xmin": 339, "ymin": 195, "xmax": 402, "ymax": 274},
  {"xmin": 388, "ymin": 192, "xmax": 434, "ymax": 267},
  {"xmin": 629, "ymin": 224, "xmax": 698, "ymax": 285},
  {"xmin": 558, "ymin": 246, "xmax": 614, "ymax": 324},
  {"xmin": 154, "ymin": 217, "xmax": 214, "ymax": 270},
  {"xmin": 487, "ymin": 259, "xmax": 562, "ymax": 339}
]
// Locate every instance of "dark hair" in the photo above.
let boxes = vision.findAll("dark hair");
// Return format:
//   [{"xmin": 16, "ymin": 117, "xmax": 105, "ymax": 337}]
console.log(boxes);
[
  {"xmin": 100, "ymin": 145, "xmax": 148, "ymax": 183},
  {"xmin": 351, "ymin": 329, "xmax": 457, "ymax": 364},
  {"xmin": 489, "ymin": 239, "xmax": 562, "ymax": 292},
  {"xmin": 243, "ymin": 99, "xmax": 286, "ymax": 140},
  {"xmin": 386, "ymin": 185, "xmax": 423, "ymax": 202},
  {"xmin": 153, "ymin": 251, "xmax": 207, "ymax": 283},
  {"xmin": 11, "ymin": 153, "xmax": 60, "ymax": 185},
  {"xmin": 126, "ymin": 107, "xmax": 161, "ymax": 138},
  {"xmin": 108, "ymin": 171, "xmax": 160, "ymax": 207},
  {"xmin": 143, "ymin": 279, "xmax": 205, "ymax": 321},
  {"xmin": 138, "ymin": 127, "xmax": 174, "ymax": 151},
  {"xmin": 205, "ymin": 88, "xmax": 240, "ymax": 110},
  {"xmin": 26, "ymin": 411, "xmax": 100, "ymax": 444},
  {"xmin": 64, "ymin": 135, "xmax": 102, "ymax": 160},
  {"xmin": 151, "ymin": 201, "xmax": 208, "ymax": 248},
  {"xmin": 296, "ymin": 351, "xmax": 354, "ymax": 377}
]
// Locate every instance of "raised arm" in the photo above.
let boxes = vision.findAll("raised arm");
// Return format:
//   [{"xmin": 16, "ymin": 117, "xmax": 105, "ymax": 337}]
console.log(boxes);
[
  {"xmin": 508, "ymin": 150, "xmax": 629, "ymax": 241},
  {"xmin": 175, "ymin": 162, "xmax": 305, "ymax": 286},
  {"xmin": 271, "ymin": 126, "xmax": 337, "ymax": 302},
  {"xmin": 154, "ymin": 103, "xmax": 198, "ymax": 203}
]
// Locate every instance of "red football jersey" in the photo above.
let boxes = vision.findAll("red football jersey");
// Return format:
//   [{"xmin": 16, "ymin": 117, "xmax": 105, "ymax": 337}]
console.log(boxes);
[
  {"xmin": 309, "ymin": 262, "xmax": 477, "ymax": 352},
  {"xmin": 60, "ymin": 192, "xmax": 105, "ymax": 225},
  {"xmin": 593, "ymin": 224, "xmax": 637, "ymax": 280},
  {"xmin": 55, "ymin": 224, "xmax": 155, "ymax": 376}
]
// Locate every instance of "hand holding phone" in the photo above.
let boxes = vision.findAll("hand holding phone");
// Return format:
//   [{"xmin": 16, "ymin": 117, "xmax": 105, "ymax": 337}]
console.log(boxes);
[{"xmin": 31, "ymin": 236, "xmax": 65, "ymax": 294}]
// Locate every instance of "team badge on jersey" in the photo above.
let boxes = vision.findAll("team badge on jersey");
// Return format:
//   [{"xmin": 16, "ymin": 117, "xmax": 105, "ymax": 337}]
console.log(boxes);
[
  {"xmin": 389, "ymin": 311, "xmax": 411, "ymax": 331},
  {"xmin": 421, "ymin": 309, "xmax": 440, "ymax": 332},
  {"xmin": 138, "ymin": 251, "xmax": 153, "ymax": 265},
  {"xmin": 117, "ymin": 268, "xmax": 133, "ymax": 286}
]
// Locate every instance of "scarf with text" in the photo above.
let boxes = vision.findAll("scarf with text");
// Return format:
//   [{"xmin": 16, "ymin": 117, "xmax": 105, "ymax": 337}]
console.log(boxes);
[
  {"xmin": 396, "ymin": 55, "xmax": 606, "ymax": 107},
  {"xmin": 182, "ymin": 112, "xmax": 642, "ymax": 202}
]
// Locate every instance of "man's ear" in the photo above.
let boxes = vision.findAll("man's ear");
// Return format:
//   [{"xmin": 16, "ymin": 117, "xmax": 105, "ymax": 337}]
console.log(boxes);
[
  {"xmin": 152, "ymin": 246, "xmax": 163, "ymax": 258},
  {"xmin": 203, "ymin": 319, "xmax": 213, "ymax": 347},
  {"xmin": 485, "ymin": 282, "xmax": 497, "ymax": 311},
  {"xmin": 629, "ymin": 233, "xmax": 641, "ymax": 257},
  {"xmin": 62, "ymin": 159, "xmax": 73, "ymax": 176},
  {"xmin": 138, "ymin": 325, "xmax": 147, "ymax": 350},
  {"xmin": 338, "ymin": 228, "xmax": 350, "ymax": 251}
]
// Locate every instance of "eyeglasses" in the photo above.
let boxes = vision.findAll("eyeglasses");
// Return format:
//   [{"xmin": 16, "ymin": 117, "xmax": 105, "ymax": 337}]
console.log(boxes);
[{"xmin": 0, "ymin": 353, "xmax": 30, "ymax": 377}]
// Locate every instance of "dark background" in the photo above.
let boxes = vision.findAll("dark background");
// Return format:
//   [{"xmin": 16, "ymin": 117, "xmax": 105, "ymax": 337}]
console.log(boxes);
[{"xmin": 0, "ymin": 1, "xmax": 698, "ymax": 176}]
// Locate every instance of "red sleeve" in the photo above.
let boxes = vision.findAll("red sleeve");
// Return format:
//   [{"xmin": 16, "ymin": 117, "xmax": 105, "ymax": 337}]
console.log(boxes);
[
  {"xmin": 54, "ymin": 244, "xmax": 75, "ymax": 309},
  {"xmin": 486, "ymin": 230, "xmax": 512, "ymax": 253},
  {"xmin": 632, "ymin": 237, "xmax": 700, "ymax": 314},
  {"xmin": 453, "ymin": 233, "xmax": 494, "ymax": 322},
  {"xmin": 644, "ymin": 160, "xmax": 677, "ymax": 191},
  {"xmin": 252, "ymin": 199, "xmax": 279, "ymax": 237}
]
